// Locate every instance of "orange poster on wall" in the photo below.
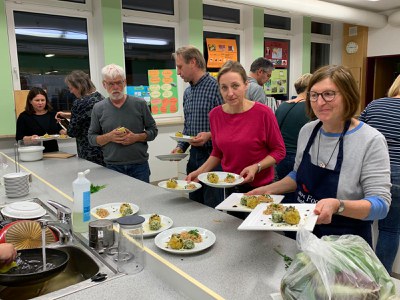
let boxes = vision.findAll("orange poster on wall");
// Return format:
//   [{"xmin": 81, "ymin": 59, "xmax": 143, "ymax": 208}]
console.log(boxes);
[{"xmin": 206, "ymin": 38, "xmax": 237, "ymax": 68}]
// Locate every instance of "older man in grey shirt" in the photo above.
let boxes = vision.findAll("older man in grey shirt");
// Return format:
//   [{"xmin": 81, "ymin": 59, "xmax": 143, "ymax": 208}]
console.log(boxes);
[{"xmin": 88, "ymin": 64, "xmax": 158, "ymax": 183}]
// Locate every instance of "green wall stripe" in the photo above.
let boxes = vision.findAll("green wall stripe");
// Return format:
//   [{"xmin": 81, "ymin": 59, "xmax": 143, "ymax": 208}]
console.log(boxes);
[
  {"xmin": 0, "ymin": 1, "xmax": 17, "ymax": 136},
  {"xmin": 253, "ymin": 8, "xmax": 264, "ymax": 59},
  {"xmin": 188, "ymin": 0, "xmax": 203, "ymax": 52},
  {"xmin": 101, "ymin": 0, "xmax": 124, "ymax": 67}
]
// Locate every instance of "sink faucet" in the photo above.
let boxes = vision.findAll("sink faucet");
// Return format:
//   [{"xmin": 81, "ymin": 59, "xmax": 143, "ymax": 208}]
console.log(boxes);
[{"xmin": 39, "ymin": 200, "xmax": 73, "ymax": 244}]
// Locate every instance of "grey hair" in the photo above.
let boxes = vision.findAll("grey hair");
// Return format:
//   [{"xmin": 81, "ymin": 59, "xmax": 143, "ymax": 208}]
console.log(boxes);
[
  {"xmin": 250, "ymin": 57, "xmax": 274, "ymax": 73},
  {"xmin": 101, "ymin": 64, "xmax": 126, "ymax": 81}
]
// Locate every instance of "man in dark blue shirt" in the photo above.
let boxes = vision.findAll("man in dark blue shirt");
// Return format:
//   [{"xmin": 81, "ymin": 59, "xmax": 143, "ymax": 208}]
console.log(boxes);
[{"xmin": 172, "ymin": 45, "xmax": 223, "ymax": 207}]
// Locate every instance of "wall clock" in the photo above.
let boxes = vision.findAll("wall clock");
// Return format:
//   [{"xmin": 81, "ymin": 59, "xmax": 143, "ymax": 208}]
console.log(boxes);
[{"xmin": 346, "ymin": 41, "xmax": 359, "ymax": 54}]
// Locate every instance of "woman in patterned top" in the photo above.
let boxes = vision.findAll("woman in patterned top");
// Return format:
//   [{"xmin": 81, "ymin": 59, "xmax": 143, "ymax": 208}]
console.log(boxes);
[{"xmin": 56, "ymin": 70, "xmax": 105, "ymax": 165}]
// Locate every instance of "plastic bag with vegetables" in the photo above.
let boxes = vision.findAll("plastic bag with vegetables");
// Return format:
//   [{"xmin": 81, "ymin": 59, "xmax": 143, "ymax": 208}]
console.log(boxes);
[{"xmin": 281, "ymin": 228, "xmax": 396, "ymax": 300}]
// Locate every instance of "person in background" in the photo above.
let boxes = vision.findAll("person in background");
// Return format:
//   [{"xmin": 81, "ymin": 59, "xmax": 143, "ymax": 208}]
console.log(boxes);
[
  {"xmin": 88, "ymin": 64, "xmax": 158, "ymax": 183},
  {"xmin": 359, "ymin": 74, "xmax": 400, "ymax": 273},
  {"xmin": 0, "ymin": 243, "xmax": 17, "ymax": 267},
  {"xmin": 249, "ymin": 65, "xmax": 391, "ymax": 246},
  {"xmin": 275, "ymin": 73, "xmax": 312, "ymax": 202},
  {"xmin": 171, "ymin": 45, "xmax": 224, "ymax": 207},
  {"xmin": 16, "ymin": 87, "xmax": 65, "ymax": 152},
  {"xmin": 186, "ymin": 61, "xmax": 285, "ymax": 196},
  {"xmin": 55, "ymin": 70, "xmax": 105, "ymax": 166},
  {"xmin": 246, "ymin": 57, "xmax": 277, "ymax": 111}
]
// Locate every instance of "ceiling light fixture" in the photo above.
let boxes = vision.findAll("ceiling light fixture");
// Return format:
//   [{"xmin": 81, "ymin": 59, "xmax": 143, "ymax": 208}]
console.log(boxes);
[
  {"xmin": 45, "ymin": 54, "xmax": 55, "ymax": 58},
  {"xmin": 126, "ymin": 37, "xmax": 168, "ymax": 46},
  {"xmin": 15, "ymin": 28, "xmax": 87, "ymax": 40}
]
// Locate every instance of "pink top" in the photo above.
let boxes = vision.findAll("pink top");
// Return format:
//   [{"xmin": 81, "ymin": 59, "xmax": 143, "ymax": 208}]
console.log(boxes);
[{"xmin": 210, "ymin": 102, "xmax": 286, "ymax": 187}]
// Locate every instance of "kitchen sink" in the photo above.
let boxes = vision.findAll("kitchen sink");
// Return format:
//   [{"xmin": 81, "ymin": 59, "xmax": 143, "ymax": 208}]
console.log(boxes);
[{"xmin": 0, "ymin": 199, "xmax": 123, "ymax": 300}]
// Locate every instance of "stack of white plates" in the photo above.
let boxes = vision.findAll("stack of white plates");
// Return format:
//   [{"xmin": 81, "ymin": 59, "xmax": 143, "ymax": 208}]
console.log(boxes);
[{"xmin": 3, "ymin": 172, "xmax": 30, "ymax": 198}]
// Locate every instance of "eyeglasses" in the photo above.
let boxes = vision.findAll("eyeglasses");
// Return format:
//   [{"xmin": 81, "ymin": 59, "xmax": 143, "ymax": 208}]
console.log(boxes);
[
  {"xmin": 308, "ymin": 90, "xmax": 339, "ymax": 102},
  {"xmin": 262, "ymin": 70, "xmax": 272, "ymax": 77},
  {"xmin": 104, "ymin": 80, "xmax": 125, "ymax": 88}
]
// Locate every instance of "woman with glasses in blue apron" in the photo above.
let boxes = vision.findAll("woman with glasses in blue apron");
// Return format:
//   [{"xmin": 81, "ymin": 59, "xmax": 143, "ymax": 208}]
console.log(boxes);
[{"xmin": 249, "ymin": 65, "xmax": 391, "ymax": 246}]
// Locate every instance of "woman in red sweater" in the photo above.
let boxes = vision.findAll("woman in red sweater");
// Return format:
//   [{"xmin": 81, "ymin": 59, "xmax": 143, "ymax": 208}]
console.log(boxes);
[{"xmin": 187, "ymin": 60, "xmax": 285, "ymax": 195}]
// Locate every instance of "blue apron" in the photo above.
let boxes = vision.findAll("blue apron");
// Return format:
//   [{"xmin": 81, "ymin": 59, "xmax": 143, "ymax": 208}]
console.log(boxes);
[{"xmin": 295, "ymin": 121, "xmax": 372, "ymax": 246}]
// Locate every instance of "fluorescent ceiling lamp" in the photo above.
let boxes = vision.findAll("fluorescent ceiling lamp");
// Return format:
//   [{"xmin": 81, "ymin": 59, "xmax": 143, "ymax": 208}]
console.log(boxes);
[
  {"xmin": 45, "ymin": 54, "xmax": 55, "ymax": 58},
  {"xmin": 15, "ymin": 28, "xmax": 87, "ymax": 40},
  {"xmin": 126, "ymin": 37, "xmax": 167, "ymax": 45}
]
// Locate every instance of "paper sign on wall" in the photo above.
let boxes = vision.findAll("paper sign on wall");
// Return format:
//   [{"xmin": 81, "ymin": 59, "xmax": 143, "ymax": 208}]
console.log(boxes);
[
  {"xmin": 206, "ymin": 38, "xmax": 238, "ymax": 68},
  {"xmin": 147, "ymin": 69, "xmax": 178, "ymax": 115},
  {"xmin": 264, "ymin": 69, "xmax": 287, "ymax": 95}
]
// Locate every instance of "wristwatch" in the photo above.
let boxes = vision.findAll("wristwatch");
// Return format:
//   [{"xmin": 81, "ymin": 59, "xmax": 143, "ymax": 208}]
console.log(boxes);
[{"xmin": 335, "ymin": 199, "xmax": 345, "ymax": 215}]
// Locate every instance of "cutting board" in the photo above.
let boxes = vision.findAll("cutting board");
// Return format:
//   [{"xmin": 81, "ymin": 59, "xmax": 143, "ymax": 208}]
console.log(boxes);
[{"xmin": 43, "ymin": 152, "xmax": 76, "ymax": 159}]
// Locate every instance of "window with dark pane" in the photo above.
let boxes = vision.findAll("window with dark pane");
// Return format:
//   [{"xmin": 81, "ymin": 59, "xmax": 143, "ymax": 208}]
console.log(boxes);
[
  {"xmin": 264, "ymin": 14, "xmax": 291, "ymax": 30},
  {"xmin": 311, "ymin": 42, "xmax": 330, "ymax": 73},
  {"xmin": 14, "ymin": 11, "xmax": 89, "ymax": 111},
  {"xmin": 311, "ymin": 21, "xmax": 331, "ymax": 35},
  {"xmin": 122, "ymin": 0, "xmax": 174, "ymax": 15},
  {"xmin": 203, "ymin": 4, "xmax": 240, "ymax": 24},
  {"xmin": 123, "ymin": 23, "xmax": 175, "ymax": 85}
]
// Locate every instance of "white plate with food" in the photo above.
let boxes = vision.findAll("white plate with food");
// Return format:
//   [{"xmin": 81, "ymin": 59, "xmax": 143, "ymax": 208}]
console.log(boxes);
[
  {"xmin": 155, "ymin": 227, "xmax": 216, "ymax": 254},
  {"xmin": 158, "ymin": 180, "xmax": 201, "ymax": 193},
  {"xmin": 34, "ymin": 134, "xmax": 59, "ymax": 141},
  {"xmin": 237, "ymin": 203, "xmax": 317, "ymax": 232},
  {"xmin": 215, "ymin": 193, "xmax": 284, "ymax": 212},
  {"xmin": 56, "ymin": 134, "xmax": 72, "ymax": 140},
  {"xmin": 198, "ymin": 172, "xmax": 244, "ymax": 188},
  {"xmin": 140, "ymin": 214, "xmax": 173, "ymax": 237},
  {"xmin": 91, "ymin": 202, "xmax": 139, "ymax": 220},
  {"xmin": 156, "ymin": 153, "xmax": 188, "ymax": 161},
  {"xmin": 169, "ymin": 133, "xmax": 195, "ymax": 143}
]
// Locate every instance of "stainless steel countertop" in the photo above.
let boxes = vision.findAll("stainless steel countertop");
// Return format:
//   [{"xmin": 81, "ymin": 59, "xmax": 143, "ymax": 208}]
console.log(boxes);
[{"xmin": 1, "ymin": 144, "xmax": 399, "ymax": 300}]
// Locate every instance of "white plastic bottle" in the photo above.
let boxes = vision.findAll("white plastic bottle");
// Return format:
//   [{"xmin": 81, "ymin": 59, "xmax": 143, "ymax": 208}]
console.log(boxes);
[{"xmin": 72, "ymin": 169, "xmax": 91, "ymax": 233}]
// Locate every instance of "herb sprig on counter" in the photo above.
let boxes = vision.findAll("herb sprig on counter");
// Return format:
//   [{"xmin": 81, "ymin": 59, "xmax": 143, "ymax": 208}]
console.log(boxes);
[
  {"xmin": 274, "ymin": 248, "xmax": 293, "ymax": 270},
  {"xmin": 90, "ymin": 184, "xmax": 106, "ymax": 194}
]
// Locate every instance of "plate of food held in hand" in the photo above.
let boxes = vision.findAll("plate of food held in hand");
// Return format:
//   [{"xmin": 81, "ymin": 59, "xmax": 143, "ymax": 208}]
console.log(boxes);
[
  {"xmin": 158, "ymin": 179, "xmax": 201, "ymax": 193},
  {"xmin": 140, "ymin": 214, "xmax": 173, "ymax": 237},
  {"xmin": 34, "ymin": 134, "xmax": 59, "ymax": 141},
  {"xmin": 57, "ymin": 134, "xmax": 71, "ymax": 139},
  {"xmin": 215, "ymin": 193, "xmax": 284, "ymax": 212},
  {"xmin": 198, "ymin": 172, "xmax": 244, "ymax": 188},
  {"xmin": 155, "ymin": 227, "xmax": 216, "ymax": 254},
  {"xmin": 156, "ymin": 153, "xmax": 188, "ymax": 161},
  {"xmin": 169, "ymin": 131, "xmax": 195, "ymax": 142},
  {"xmin": 237, "ymin": 203, "xmax": 318, "ymax": 232},
  {"xmin": 91, "ymin": 202, "xmax": 139, "ymax": 220}
]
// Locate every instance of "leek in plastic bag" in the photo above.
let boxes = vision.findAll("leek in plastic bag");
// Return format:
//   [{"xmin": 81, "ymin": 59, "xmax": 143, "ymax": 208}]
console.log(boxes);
[{"xmin": 281, "ymin": 228, "xmax": 396, "ymax": 300}]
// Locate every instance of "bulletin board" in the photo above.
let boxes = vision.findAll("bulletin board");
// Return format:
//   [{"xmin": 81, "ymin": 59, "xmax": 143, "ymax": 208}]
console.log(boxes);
[
  {"xmin": 264, "ymin": 37, "xmax": 290, "ymax": 100},
  {"xmin": 206, "ymin": 38, "xmax": 238, "ymax": 68}
]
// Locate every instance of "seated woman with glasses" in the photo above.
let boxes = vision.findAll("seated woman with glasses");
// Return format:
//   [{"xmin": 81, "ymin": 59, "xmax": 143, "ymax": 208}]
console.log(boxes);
[{"xmin": 248, "ymin": 65, "xmax": 391, "ymax": 246}]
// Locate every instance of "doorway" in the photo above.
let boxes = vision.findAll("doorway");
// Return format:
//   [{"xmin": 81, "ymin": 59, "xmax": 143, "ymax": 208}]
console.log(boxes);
[{"xmin": 365, "ymin": 55, "xmax": 400, "ymax": 108}]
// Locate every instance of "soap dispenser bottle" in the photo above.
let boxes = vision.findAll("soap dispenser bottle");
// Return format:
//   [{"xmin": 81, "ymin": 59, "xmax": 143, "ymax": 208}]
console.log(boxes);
[{"xmin": 72, "ymin": 169, "xmax": 91, "ymax": 232}]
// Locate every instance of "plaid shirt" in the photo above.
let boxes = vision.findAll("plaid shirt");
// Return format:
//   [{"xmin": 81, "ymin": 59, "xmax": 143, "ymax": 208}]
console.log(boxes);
[{"xmin": 178, "ymin": 73, "xmax": 223, "ymax": 151}]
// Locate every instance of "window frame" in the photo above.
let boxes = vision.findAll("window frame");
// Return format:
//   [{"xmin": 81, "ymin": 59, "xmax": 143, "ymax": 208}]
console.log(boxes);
[
  {"xmin": 203, "ymin": 0, "xmax": 243, "ymax": 31},
  {"xmin": 5, "ymin": 0, "xmax": 98, "ymax": 91},
  {"xmin": 122, "ymin": 2, "xmax": 182, "ymax": 124},
  {"xmin": 310, "ymin": 18, "xmax": 333, "ymax": 72}
]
